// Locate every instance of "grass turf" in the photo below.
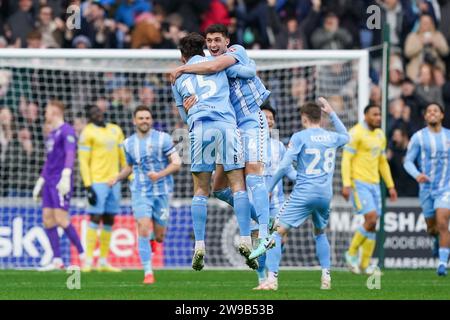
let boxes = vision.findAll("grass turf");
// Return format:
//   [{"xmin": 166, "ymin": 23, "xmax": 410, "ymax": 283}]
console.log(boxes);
[{"xmin": 0, "ymin": 269, "xmax": 449, "ymax": 300}]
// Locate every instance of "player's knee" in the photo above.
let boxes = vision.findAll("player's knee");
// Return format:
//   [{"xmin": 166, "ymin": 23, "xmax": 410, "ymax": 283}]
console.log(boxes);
[
  {"xmin": 102, "ymin": 214, "xmax": 115, "ymax": 226},
  {"xmin": 90, "ymin": 214, "xmax": 101, "ymax": 225},
  {"xmin": 155, "ymin": 233, "xmax": 165, "ymax": 243},
  {"xmin": 245, "ymin": 162, "xmax": 264, "ymax": 175},
  {"xmin": 54, "ymin": 215, "xmax": 69, "ymax": 228}
]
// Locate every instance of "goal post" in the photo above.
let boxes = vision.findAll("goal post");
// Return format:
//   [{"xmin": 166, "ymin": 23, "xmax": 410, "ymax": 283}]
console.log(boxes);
[{"xmin": 0, "ymin": 49, "xmax": 369, "ymax": 270}]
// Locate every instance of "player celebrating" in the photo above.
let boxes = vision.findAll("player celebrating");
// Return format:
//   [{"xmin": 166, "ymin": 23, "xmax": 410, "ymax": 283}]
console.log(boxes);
[
  {"xmin": 252, "ymin": 104, "xmax": 296, "ymax": 287},
  {"xmin": 404, "ymin": 103, "xmax": 450, "ymax": 276},
  {"xmin": 109, "ymin": 106, "xmax": 181, "ymax": 284},
  {"xmin": 171, "ymin": 24, "xmax": 273, "ymax": 259},
  {"xmin": 78, "ymin": 105, "xmax": 126, "ymax": 272},
  {"xmin": 342, "ymin": 104, "xmax": 398, "ymax": 275},
  {"xmin": 172, "ymin": 33, "xmax": 256, "ymax": 271},
  {"xmin": 32, "ymin": 100, "xmax": 84, "ymax": 270},
  {"xmin": 257, "ymin": 98, "xmax": 349, "ymax": 290}
]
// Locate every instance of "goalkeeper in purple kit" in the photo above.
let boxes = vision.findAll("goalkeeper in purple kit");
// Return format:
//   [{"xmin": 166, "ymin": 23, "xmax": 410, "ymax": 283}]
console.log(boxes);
[{"xmin": 32, "ymin": 100, "xmax": 84, "ymax": 270}]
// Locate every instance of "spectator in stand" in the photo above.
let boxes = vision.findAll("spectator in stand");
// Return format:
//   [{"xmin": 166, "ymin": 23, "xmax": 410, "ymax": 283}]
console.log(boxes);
[
  {"xmin": 74, "ymin": 1, "xmax": 117, "ymax": 48},
  {"xmin": 415, "ymin": 62, "xmax": 444, "ymax": 106},
  {"xmin": 234, "ymin": 0, "xmax": 271, "ymax": 48},
  {"xmin": 115, "ymin": 0, "xmax": 152, "ymax": 29},
  {"xmin": 374, "ymin": 0, "xmax": 417, "ymax": 54},
  {"xmin": 310, "ymin": 12, "xmax": 353, "ymax": 50},
  {"xmin": 159, "ymin": 13, "xmax": 187, "ymax": 49},
  {"xmin": 387, "ymin": 127, "xmax": 418, "ymax": 197},
  {"xmin": 370, "ymin": 84, "xmax": 382, "ymax": 106},
  {"xmin": 26, "ymin": 29, "xmax": 44, "ymax": 48},
  {"xmin": 404, "ymin": 14, "xmax": 449, "ymax": 79},
  {"xmin": 389, "ymin": 54, "xmax": 405, "ymax": 100},
  {"xmin": 72, "ymin": 34, "xmax": 92, "ymax": 48},
  {"xmin": 131, "ymin": 12, "xmax": 162, "ymax": 48},
  {"xmin": 274, "ymin": 15, "xmax": 306, "ymax": 49},
  {"xmin": 35, "ymin": 4, "xmax": 64, "ymax": 48},
  {"xmin": 401, "ymin": 77, "xmax": 428, "ymax": 128},
  {"xmin": 387, "ymin": 98, "xmax": 412, "ymax": 137},
  {"xmin": 200, "ymin": 0, "xmax": 230, "ymax": 34},
  {"xmin": 154, "ymin": 0, "xmax": 211, "ymax": 33},
  {"xmin": 5, "ymin": 0, "xmax": 35, "ymax": 48},
  {"xmin": 433, "ymin": 65, "xmax": 450, "ymax": 128}
]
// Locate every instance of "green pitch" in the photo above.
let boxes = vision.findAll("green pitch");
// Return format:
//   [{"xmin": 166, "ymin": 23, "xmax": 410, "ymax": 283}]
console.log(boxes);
[{"xmin": 0, "ymin": 269, "xmax": 449, "ymax": 300}]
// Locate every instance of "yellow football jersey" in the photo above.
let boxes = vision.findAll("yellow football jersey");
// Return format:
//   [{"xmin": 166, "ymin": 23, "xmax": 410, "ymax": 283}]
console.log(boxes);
[
  {"xmin": 78, "ymin": 123, "xmax": 126, "ymax": 186},
  {"xmin": 341, "ymin": 123, "xmax": 394, "ymax": 188}
]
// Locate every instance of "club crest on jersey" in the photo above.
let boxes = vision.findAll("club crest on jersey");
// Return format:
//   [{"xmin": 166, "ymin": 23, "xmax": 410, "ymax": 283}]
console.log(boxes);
[{"xmin": 67, "ymin": 135, "xmax": 75, "ymax": 143}]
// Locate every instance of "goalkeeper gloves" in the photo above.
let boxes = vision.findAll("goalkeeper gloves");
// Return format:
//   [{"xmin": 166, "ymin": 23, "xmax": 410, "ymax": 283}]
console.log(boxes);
[
  {"xmin": 32, "ymin": 177, "xmax": 45, "ymax": 202},
  {"xmin": 56, "ymin": 168, "xmax": 72, "ymax": 196},
  {"xmin": 86, "ymin": 186, "xmax": 97, "ymax": 206}
]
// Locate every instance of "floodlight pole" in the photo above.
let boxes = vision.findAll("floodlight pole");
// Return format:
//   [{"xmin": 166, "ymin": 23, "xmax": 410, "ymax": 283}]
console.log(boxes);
[{"xmin": 377, "ymin": 23, "xmax": 391, "ymax": 269}]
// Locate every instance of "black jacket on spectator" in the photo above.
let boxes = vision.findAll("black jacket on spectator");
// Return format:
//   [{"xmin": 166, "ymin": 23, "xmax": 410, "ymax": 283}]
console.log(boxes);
[
  {"xmin": 388, "ymin": 142, "xmax": 419, "ymax": 197},
  {"xmin": 401, "ymin": 91, "xmax": 428, "ymax": 129}
]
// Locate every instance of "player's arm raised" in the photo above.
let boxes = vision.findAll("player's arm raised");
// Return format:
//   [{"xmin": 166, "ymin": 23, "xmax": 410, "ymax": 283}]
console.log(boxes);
[
  {"xmin": 341, "ymin": 129, "xmax": 358, "ymax": 201},
  {"xmin": 379, "ymin": 136, "xmax": 397, "ymax": 202},
  {"xmin": 318, "ymin": 97, "xmax": 349, "ymax": 144}
]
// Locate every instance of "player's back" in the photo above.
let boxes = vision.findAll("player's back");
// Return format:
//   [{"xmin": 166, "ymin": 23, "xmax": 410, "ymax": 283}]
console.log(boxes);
[
  {"xmin": 293, "ymin": 128, "xmax": 343, "ymax": 197},
  {"xmin": 224, "ymin": 45, "xmax": 270, "ymax": 121},
  {"xmin": 173, "ymin": 55, "xmax": 236, "ymax": 129}
]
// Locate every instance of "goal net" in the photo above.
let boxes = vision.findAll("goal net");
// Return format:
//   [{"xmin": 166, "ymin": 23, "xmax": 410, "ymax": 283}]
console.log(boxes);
[{"xmin": 0, "ymin": 49, "xmax": 369, "ymax": 269}]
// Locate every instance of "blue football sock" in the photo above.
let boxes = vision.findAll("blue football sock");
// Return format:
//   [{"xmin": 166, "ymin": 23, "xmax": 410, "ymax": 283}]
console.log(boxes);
[
  {"xmin": 191, "ymin": 196, "xmax": 208, "ymax": 241},
  {"xmin": 233, "ymin": 191, "xmax": 251, "ymax": 236},
  {"xmin": 213, "ymin": 187, "xmax": 234, "ymax": 207},
  {"xmin": 138, "ymin": 236, "xmax": 152, "ymax": 274},
  {"xmin": 265, "ymin": 232, "xmax": 282, "ymax": 273},
  {"xmin": 214, "ymin": 187, "xmax": 259, "ymax": 223},
  {"xmin": 439, "ymin": 247, "xmax": 449, "ymax": 265},
  {"xmin": 250, "ymin": 204, "xmax": 258, "ymax": 224},
  {"xmin": 246, "ymin": 174, "xmax": 270, "ymax": 238},
  {"xmin": 315, "ymin": 233, "xmax": 331, "ymax": 269},
  {"xmin": 256, "ymin": 254, "xmax": 267, "ymax": 280}
]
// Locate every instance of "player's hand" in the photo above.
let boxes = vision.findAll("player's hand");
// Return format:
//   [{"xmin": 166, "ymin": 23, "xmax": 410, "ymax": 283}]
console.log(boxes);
[
  {"xmin": 56, "ymin": 168, "xmax": 71, "ymax": 196},
  {"xmin": 32, "ymin": 177, "xmax": 45, "ymax": 202},
  {"xmin": 342, "ymin": 186, "xmax": 351, "ymax": 201},
  {"xmin": 183, "ymin": 95, "xmax": 197, "ymax": 112},
  {"xmin": 318, "ymin": 97, "xmax": 334, "ymax": 114},
  {"xmin": 170, "ymin": 66, "xmax": 185, "ymax": 85},
  {"xmin": 147, "ymin": 171, "xmax": 162, "ymax": 182},
  {"xmin": 108, "ymin": 177, "xmax": 118, "ymax": 187},
  {"xmin": 86, "ymin": 186, "xmax": 97, "ymax": 206},
  {"xmin": 388, "ymin": 188, "xmax": 398, "ymax": 202},
  {"xmin": 416, "ymin": 173, "xmax": 430, "ymax": 184}
]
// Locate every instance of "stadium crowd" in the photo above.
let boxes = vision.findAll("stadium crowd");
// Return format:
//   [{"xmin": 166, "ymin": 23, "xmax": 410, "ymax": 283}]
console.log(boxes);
[{"xmin": 1, "ymin": 0, "xmax": 450, "ymax": 198}]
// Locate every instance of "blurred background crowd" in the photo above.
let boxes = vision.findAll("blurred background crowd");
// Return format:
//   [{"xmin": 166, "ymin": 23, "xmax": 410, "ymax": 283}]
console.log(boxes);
[{"xmin": 1, "ymin": 0, "xmax": 450, "ymax": 198}]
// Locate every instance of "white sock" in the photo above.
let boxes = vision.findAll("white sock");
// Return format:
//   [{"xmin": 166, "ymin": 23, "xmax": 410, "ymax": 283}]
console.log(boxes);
[
  {"xmin": 268, "ymin": 271, "xmax": 278, "ymax": 281},
  {"xmin": 322, "ymin": 269, "xmax": 331, "ymax": 278},
  {"xmin": 195, "ymin": 241, "xmax": 205, "ymax": 251}
]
